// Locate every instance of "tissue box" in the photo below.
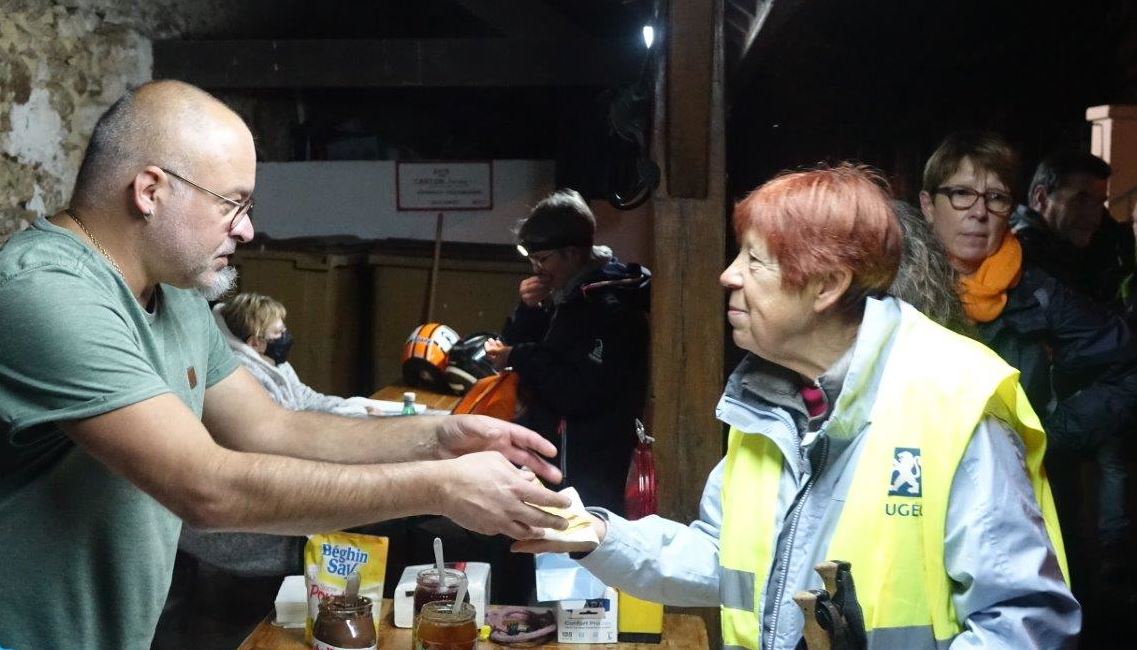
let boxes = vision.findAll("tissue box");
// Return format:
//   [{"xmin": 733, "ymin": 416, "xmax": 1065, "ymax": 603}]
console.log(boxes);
[
  {"xmin": 556, "ymin": 586, "xmax": 618, "ymax": 644},
  {"xmin": 393, "ymin": 562, "xmax": 490, "ymax": 628},
  {"xmin": 273, "ymin": 575, "xmax": 308, "ymax": 628}
]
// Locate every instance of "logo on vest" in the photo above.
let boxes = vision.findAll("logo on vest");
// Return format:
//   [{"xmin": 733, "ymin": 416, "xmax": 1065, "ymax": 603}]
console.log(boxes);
[{"xmin": 889, "ymin": 447, "xmax": 922, "ymax": 497}]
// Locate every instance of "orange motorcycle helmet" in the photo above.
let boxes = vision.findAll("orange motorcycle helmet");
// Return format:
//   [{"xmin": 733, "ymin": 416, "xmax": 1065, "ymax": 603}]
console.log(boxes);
[{"xmin": 402, "ymin": 323, "xmax": 460, "ymax": 389}]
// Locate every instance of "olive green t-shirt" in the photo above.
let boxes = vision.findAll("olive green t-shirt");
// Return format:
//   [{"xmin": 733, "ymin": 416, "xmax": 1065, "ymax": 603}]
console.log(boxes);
[{"xmin": 0, "ymin": 218, "xmax": 239, "ymax": 649}]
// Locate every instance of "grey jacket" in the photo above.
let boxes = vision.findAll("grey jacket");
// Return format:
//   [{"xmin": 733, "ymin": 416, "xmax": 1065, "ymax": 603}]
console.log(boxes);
[
  {"xmin": 212, "ymin": 306, "xmax": 371, "ymax": 418},
  {"xmin": 579, "ymin": 297, "xmax": 1079, "ymax": 649}
]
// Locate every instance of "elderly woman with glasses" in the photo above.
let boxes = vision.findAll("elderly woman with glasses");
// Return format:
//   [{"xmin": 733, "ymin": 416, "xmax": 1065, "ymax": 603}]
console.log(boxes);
[
  {"xmin": 920, "ymin": 131, "xmax": 1137, "ymax": 598},
  {"xmin": 516, "ymin": 164, "xmax": 1077, "ymax": 649}
]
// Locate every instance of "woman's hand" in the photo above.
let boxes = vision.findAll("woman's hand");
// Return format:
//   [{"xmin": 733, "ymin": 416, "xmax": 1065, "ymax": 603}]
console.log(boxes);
[{"xmin": 509, "ymin": 513, "xmax": 608, "ymax": 555}]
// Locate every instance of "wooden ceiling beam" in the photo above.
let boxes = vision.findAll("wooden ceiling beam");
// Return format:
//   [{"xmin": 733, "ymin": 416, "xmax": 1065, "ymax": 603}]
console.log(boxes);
[
  {"xmin": 153, "ymin": 38, "xmax": 638, "ymax": 88},
  {"xmin": 451, "ymin": 0, "xmax": 587, "ymax": 41}
]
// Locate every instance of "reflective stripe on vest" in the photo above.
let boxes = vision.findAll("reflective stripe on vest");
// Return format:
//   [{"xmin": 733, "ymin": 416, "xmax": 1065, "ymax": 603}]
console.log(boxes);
[
  {"xmin": 718, "ymin": 307, "xmax": 1067, "ymax": 649},
  {"xmin": 719, "ymin": 426, "xmax": 781, "ymax": 649}
]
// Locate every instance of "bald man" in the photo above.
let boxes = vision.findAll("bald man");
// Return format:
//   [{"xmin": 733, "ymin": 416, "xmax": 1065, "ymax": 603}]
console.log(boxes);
[{"xmin": 0, "ymin": 80, "xmax": 570, "ymax": 650}]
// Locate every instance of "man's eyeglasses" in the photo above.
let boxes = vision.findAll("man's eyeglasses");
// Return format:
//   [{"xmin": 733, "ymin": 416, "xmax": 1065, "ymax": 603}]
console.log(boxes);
[
  {"xmin": 528, "ymin": 250, "xmax": 558, "ymax": 268},
  {"xmin": 933, "ymin": 186, "xmax": 1014, "ymax": 216},
  {"xmin": 160, "ymin": 167, "xmax": 254, "ymax": 232}
]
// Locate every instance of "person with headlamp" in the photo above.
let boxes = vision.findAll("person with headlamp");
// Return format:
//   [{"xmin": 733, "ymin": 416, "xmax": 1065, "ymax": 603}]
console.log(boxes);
[{"xmin": 485, "ymin": 189, "xmax": 651, "ymax": 515}]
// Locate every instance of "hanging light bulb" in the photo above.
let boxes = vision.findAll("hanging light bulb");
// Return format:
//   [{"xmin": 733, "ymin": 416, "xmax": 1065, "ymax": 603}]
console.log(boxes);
[{"xmin": 642, "ymin": 25, "xmax": 655, "ymax": 49}]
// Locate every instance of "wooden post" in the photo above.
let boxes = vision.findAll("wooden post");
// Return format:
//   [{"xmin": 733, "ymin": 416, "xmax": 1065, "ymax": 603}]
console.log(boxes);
[
  {"xmin": 651, "ymin": 0, "xmax": 726, "ymax": 647},
  {"xmin": 424, "ymin": 212, "xmax": 445, "ymax": 323},
  {"xmin": 1087, "ymin": 104, "xmax": 1137, "ymax": 222}
]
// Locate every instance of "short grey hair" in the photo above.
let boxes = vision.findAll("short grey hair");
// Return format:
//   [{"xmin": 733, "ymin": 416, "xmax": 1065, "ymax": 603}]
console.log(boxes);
[
  {"xmin": 1028, "ymin": 151, "xmax": 1111, "ymax": 200},
  {"xmin": 71, "ymin": 81, "xmax": 218, "ymax": 209},
  {"xmin": 72, "ymin": 89, "xmax": 144, "ymax": 204}
]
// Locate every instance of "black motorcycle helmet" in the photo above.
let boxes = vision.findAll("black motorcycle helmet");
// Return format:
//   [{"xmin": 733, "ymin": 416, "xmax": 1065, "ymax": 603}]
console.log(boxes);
[{"xmin": 444, "ymin": 332, "xmax": 500, "ymax": 394}]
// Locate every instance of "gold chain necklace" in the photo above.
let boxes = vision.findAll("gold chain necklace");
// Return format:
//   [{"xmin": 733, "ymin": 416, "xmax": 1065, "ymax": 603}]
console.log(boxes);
[{"xmin": 65, "ymin": 209, "xmax": 125, "ymax": 278}]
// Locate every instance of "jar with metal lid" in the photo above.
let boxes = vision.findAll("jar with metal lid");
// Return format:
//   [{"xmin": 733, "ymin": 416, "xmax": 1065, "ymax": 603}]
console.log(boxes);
[
  {"xmin": 414, "ymin": 600, "xmax": 478, "ymax": 650},
  {"xmin": 312, "ymin": 594, "xmax": 377, "ymax": 650}
]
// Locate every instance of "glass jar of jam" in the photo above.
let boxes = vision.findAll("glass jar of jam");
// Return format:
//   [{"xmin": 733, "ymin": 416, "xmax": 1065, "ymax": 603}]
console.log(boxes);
[
  {"xmin": 413, "ymin": 567, "xmax": 468, "ymax": 618},
  {"xmin": 414, "ymin": 600, "xmax": 478, "ymax": 650},
  {"xmin": 312, "ymin": 594, "xmax": 377, "ymax": 650}
]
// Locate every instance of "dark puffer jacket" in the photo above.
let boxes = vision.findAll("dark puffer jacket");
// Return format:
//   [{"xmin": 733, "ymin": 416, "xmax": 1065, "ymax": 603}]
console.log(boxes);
[
  {"xmin": 977, "ymin": 264, "xmax": 1137, "ymax": 453},
  {"xmin": 502, "ymin": 257, "xmax": 650, "ymax": 515},
  {"xmin": 1010, "ymin": 205, "xmax": 1135, "ymax": 308}
]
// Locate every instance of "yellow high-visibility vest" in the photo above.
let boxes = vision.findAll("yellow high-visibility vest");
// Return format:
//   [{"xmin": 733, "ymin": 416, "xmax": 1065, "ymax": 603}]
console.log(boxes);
[{"xmin": 719, "ymin": 308, "xmax": 1067, "ymax": 650}]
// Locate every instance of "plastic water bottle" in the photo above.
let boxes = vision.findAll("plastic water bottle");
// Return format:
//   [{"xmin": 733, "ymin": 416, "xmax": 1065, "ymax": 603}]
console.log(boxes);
[{"xmin": 402, "ymin": 391, "xmax": 417, "ymax": 416}]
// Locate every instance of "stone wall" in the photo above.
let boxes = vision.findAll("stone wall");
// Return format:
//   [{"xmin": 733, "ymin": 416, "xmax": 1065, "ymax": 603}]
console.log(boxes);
[{"xmin": 0, "ymin": 2, "xmax": 152, "ymax": 241}]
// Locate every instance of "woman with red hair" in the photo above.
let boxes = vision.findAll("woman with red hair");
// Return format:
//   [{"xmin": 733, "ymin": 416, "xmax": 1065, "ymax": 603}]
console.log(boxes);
[{"xmin": 517, "ymin": 164, "xmax": 1077, "ymax": 649}]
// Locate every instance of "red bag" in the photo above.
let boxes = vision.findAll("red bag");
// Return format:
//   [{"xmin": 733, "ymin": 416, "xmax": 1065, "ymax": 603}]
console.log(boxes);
[
  {"xmin": 452, "ymin": 370, "xmax": 519, "ymax": 421},
  {"xmin": 624, "ymin": 419, "xmax": 658, "ymax": 520}
]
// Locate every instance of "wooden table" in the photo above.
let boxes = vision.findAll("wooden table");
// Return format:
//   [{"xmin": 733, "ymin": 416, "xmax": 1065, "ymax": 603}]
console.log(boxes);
[
  {"xmin": 371, "ymin": 383, "xmax": 462, "ymax": 412},
  {"xmin": 238, "ymin": 599, "xmax": 708, "ymax": 649}
]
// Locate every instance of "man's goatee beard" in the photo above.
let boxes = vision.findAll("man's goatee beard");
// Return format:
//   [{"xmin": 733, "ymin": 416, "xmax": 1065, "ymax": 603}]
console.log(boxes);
[{"xmin": 198, "ymin": 266, "xmax": 238, "ymax": 301}]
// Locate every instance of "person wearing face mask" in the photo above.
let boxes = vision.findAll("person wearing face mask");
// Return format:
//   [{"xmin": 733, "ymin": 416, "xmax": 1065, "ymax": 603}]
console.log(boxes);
[
  {"xmin": 174, "ymin": 292, "xmax": 396, "ymax": 585},
  {"xmin": 0, "ymin": 82, "xmax": 571, "ymax": 650},
  {"xmin": 212, "ymin": 292, "xmax": 378, "ymax": 417},
  {"xmin": 919, "ymin": 131, "xmax": 1137, "ymax": 606}
]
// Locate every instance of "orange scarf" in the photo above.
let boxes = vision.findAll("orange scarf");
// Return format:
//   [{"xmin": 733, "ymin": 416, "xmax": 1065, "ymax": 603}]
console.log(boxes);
[{"xmin": 958, "ymin": 232, "xmax": 1023, "ymax": 323}]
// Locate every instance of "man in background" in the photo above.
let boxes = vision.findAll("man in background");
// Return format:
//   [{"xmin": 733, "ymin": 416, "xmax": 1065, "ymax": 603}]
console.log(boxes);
[{"xmin": 1011, "ymin": 150, "xmax": 1134, "ymax": 304}]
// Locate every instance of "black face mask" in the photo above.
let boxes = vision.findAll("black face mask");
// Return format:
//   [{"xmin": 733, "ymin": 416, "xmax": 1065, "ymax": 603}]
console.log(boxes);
[{"xmin": 264, "ymin": 330, "xmax": 294, "ymax": 365}]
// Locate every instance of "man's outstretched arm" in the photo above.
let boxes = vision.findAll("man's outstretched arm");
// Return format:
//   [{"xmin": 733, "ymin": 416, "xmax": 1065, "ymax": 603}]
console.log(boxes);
[
  {"xmin": 201, "ymin": 367, "xmax": 565, "ymax": 484},
  {"xmin": 63, "ymin": 389, "xmax": 570, "ymax": 538}
]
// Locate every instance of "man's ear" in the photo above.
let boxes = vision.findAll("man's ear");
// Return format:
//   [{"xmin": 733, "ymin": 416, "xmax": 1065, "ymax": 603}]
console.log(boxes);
[
  {"xmin": 131, "ymin": 166, "xmax": 164, "ymax": 218},
  {"xmin": 919, "ymin": 191, "xmax": 935, "ymax": 223},
  {"xmin": 1029, "ymin": 185, "xmax": 1048, "ymax": 213},
  {"xmin": 812, "ymin": 268, "xmax": 854, "ymax": 314}
]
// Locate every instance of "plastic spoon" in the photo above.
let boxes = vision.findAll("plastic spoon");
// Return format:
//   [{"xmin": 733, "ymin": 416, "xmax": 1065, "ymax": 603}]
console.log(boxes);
[
  {"xmin": 452, "ymin": 579, "xmax": 468, "ymax": 620},
  {"xmin": 345, "ymin": 571, "xmax": 361, "ymax": 604},
  {"xmin": 433, "ymin": 536, "xmax": 445, "ymax": 581}
]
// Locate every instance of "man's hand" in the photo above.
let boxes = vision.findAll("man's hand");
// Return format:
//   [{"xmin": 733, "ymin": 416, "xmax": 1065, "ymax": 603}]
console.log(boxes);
[
  {"xmin": 436, "ymin": 414, "xmax": 563, "ymax": 485},
  {"xmin": 484, "ymin": 338, "xmax": 512, "ymax": 371},
  {"xmin": 439, "ymin": 452, "xmax": 572, "ymax": 539},
  {"xmin": 519, "ymin": 275, "xmax": 551, "ymax": 307},
  {"xmin": 510, "ymin": 513, "xmax": 608, "ymax": 555}
]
